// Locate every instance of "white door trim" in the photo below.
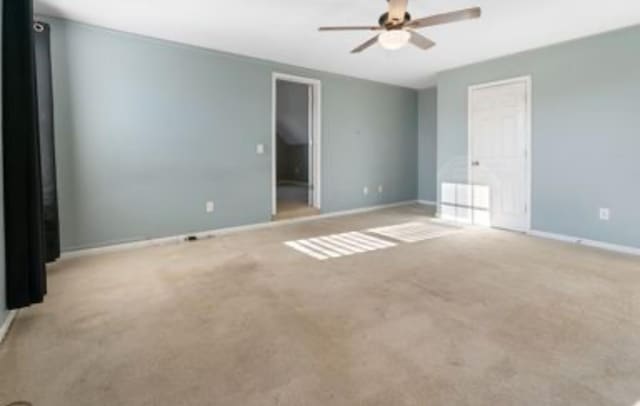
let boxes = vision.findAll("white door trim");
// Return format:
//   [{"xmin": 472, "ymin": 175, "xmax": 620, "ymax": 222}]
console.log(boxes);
[
  {"xmin": 467, "ymin": 75, "xmax": 532, "ymax": 231},
  {"xmin": 272, "ymin": 72, "xmax": 322, "ymax": 216},
  {"xmin": 307, "ymin": 84, "xmax": 314, "ymax": 204}
]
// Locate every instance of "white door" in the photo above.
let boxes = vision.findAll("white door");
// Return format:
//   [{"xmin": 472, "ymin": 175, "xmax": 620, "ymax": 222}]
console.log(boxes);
[{"xmin": 469, "ymin": 78, "xmax": 530, "ymax": 231}]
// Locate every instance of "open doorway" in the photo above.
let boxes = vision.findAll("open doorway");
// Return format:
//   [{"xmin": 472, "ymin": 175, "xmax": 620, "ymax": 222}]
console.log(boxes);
[{"xmin": 272, "ymin": 73, "xmax": 321, "ymax": 220}]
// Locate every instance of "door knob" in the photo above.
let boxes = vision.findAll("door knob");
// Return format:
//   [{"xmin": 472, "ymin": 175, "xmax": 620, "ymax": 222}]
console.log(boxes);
[{"xmin": 471, "ymin": 161, "xmax": 480, "ymax": 166}]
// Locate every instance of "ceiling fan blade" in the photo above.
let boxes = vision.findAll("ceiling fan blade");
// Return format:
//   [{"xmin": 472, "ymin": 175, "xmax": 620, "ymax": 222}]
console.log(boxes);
[
  {"xmin": 408, "ymin": 31, "xmax": 436, "ymax": 50},
  {"xmin": 388, "ymin": 0, "xmax": 408, "ymax": 23},
  {"xmin": 319, "ymin": 26, "xmax": 381, "ymax": 32},
  {"xmin": 407, "ymin": 7, "xmax": 481, "ymax": 29},
  {"xmin": 351, "ymin": 35, "xmax": 380, "ymax": 53}
]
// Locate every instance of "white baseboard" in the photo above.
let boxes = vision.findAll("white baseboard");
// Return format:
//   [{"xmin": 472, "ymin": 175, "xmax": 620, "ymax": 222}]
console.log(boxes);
[
  {"xmin": 417, "ymin": 200, "xmax": 437, "ymax": 206},
  {"xmin": 0, "ymin": 310, "xmax": 17, "ymax": 345},
  {"xmin": 528, "ymin": 230, "xmax": 640, "ymax": 256},
  {"xmin": 61, "ymin": 200, "xmax": 419, "ymax": 259}
]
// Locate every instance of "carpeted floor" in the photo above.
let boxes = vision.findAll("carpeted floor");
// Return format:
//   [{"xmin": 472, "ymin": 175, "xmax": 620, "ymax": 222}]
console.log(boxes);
[
  {"xmin": 275, "ymin": 183, "xmax": 318, "ymax": 221},
  {"xmin": 274, "ymin": 199, "xmax": 320, "ymax": 221},
  {"xmin": 1, "ymin": 204, "xmax": 640, "ymax": 405}
]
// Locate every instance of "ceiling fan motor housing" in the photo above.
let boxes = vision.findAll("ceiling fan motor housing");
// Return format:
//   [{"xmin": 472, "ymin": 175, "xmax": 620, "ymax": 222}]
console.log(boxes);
[{"xmin": 378, "ymin": 11, "xmax": 412, "ymax": 28}]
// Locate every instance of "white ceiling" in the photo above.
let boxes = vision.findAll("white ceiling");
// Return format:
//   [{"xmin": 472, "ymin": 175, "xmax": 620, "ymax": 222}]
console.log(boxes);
[{"xmin": 35, "ymin": 0, "xmax": 640, "ymax": 89}]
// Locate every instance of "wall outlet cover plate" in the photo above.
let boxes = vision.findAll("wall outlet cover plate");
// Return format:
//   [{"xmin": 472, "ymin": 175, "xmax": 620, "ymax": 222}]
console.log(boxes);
[
  {"xmin": 599, "ymin": 208, "xmax": 610, "ymax": 221},
  {"xmin": 206, "ymin": 201, "xmax": 215, "ymax": 213}
]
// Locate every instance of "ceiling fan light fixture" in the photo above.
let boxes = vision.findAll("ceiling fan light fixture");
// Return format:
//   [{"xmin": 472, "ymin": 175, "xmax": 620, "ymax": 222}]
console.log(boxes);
[{"xmin": 378, "ymin": 29, "xmax": 410, "ymax": 50}]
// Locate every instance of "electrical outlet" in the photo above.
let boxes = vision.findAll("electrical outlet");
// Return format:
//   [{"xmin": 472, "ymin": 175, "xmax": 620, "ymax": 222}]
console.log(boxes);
[
  {"xmin": 363, "ymin": 186, "xmax": 369, "ymax": 196},
  {"xmin": 256, "ymin": 144, "xmax": 264, "ymax": 155},
  {"xmin": 206, "ymin": 201, "xmax": 215, "ymax": 213},
  {"xmin": 378, "ymin": 185, "xmax": 383, "ymax": 193},
  {"xmin": 599, "ymin": 208, "xmax": 610, "ymax": 221}
]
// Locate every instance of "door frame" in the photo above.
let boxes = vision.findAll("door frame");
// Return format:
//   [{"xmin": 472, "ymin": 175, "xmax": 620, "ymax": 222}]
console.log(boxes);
[
  {"xmin": 271, "ymin": 72, "xmax": 322, "ymax": 216},
  {"xmin": 467, "ymin": 75, "xmax": 532, "ymax": 231}
]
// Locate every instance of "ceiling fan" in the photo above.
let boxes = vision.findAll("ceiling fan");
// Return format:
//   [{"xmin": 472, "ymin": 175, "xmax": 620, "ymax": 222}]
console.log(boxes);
[{"xmin": 318, "ymin": 0, "xmax": 481, "ymax": 53}]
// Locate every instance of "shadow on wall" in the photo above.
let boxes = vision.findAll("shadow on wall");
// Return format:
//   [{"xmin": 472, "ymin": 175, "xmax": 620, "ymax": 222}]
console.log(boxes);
[
  {"xmin": 440, "ymin": 182, "xmax": 491, "ymax": 226},
  {"xmin": 438, "ymin": 155, "xmax": 494, "ymax": 226},
  {"xmin": 438, "ymin": 156, "xmax": 490, "ymax": 225}
]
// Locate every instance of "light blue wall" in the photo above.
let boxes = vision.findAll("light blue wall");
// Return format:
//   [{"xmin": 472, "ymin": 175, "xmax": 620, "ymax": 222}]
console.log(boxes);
[
  {"xmin": 45, "ymin": 18, "xmax": 418, "ymax": 251},
  {"xmin": 418, "ymin": 87, "xmax": 437, "ymax": 202},
  {"xmin": 437, "ymin": 25, "xmax": 640, "ymax": 248},
  {"xmin": 0, "ymin": 0, "xmax": 6, "ymax": 327}
]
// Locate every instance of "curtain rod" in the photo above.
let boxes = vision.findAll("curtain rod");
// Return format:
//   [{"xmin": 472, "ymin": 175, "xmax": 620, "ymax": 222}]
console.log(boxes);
[{"xmin": 33, "ymin": 21, "xmax": 45, "ymax": 32}]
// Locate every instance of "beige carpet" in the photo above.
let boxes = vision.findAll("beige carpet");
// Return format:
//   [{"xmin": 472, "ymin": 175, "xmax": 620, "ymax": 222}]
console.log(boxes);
[
  {"xmin": 274, "ymin": 199, "xmax": 320, "ymax": 221},
  {"xmin": 1, "ymin": 204, "xmax": 640, "ymax": 405}
]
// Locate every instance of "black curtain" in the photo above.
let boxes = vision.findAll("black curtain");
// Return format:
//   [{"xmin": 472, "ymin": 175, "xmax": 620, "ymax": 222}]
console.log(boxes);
[
  {"xmin": 34, "ymin": 21, "xmax": 60, "ymax": 263},
  {"xmin": 3, "ymin": 0, "xmax": 47, "ymax": 308}
]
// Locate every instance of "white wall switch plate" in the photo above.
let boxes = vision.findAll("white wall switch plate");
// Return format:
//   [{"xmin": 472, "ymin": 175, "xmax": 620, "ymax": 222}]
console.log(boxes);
[
  {"xmin": 599, "ymin": 208, "xmax": 610, "ymax": 221},
  {"xmin": 378, "ymin": 185, "xmax": 383, "ymax": 193},
  {"xmin": 363, "ymin": 186, "xmax": 369, "ymax": 195},
  {"xmin": 256, "ymin": 144, "xmax": 264, "ymax": 155},
  {"xmin": 206, "ymin": 201, "xmax": 215, "ymax": 213}
]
